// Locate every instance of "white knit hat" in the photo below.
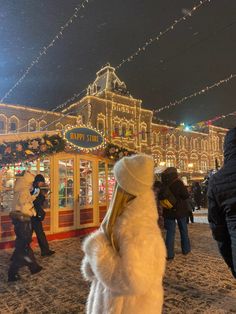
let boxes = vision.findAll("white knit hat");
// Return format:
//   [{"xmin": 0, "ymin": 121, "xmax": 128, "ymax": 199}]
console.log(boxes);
[{"xmin": 113, "ymin": 154, "xmax": 154, "ymax": 196}]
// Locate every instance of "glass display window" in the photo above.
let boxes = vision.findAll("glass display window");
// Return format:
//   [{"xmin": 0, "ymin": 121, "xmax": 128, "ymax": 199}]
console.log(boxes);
[
  {"xmin": 40, "ymin": 158, "xmax": 51, "ymax": 208},
  {"xmin": 98, "ymin": 161, "xmax": 106, "ymax": 204},
  {"xmin": 58, "ymin": 159, "xmax": 74, "ymax": 208},
  {"xmin": 79, "ymin": 159, "xmax": 93, "ymax": 207},
  {"xmin": 0, "ymin": 160, "xmax": 43, "ymax": 212}
]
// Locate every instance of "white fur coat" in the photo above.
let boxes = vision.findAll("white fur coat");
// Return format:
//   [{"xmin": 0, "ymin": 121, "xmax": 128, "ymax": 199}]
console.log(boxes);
[
  {"xmin": 81, "ymin": 190, "xmax": 166, "ymax": 314},
  {"xmin": 12, "ymin": 172, "xmax": 37, "ymax": 217}
]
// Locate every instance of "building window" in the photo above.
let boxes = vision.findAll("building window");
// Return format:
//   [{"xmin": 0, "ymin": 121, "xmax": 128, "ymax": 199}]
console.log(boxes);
[
  {"xmin": 113, "ymin": 122, "xmax": 120, "ymax": 137},
  {"xmin": 97, "ymin": 120, "xmax": 104, "ymax": 133},
  {"xmin": 166, "ymin": 155, "xmax": 175, "ymax": 167},
  {"xmin": 122, "ymin": 124, "xmax": 126, "ymax": 137},
  {"xmin": 0, "ymin": 120, "xmax": 5, "ymax": 134},
  {"xmin": 10, "ymin": 122, "xmax": 17, "ymax": 132},
  {"xmin": 39, "ymin": 120, "xmax": 47, "ymax": 131},
  {"xmin": 28, "ymin": 119, "xmax": 37, "ymax": 132},
  {"xmin": 141, "ymin": 127, "xmax": 146, "ymax": 141}
]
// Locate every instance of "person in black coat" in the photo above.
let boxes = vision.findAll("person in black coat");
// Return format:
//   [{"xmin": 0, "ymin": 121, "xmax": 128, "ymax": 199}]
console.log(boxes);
[
  {"xmin": 208, "ymin": 127, "xmax": 236, "ymax": 278},
  {"xmin": 161, "ymin": 167, "xmax": 191, "ymax": 260},
  {"xmin": 192, "ymin": 182, "xmax": 202, "ymax": 210},
  {"xmin": 31, "ymin": 174, "xmax": 55, "ymax": 257}
]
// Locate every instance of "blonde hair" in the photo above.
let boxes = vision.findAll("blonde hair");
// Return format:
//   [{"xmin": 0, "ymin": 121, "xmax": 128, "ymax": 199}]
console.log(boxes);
[{"xmin": 101, "ymin": 184, "xmax": 135, "ymax": 251}]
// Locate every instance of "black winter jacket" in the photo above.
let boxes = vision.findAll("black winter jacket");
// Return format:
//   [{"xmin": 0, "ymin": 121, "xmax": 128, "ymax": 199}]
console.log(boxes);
[
  {"xmin": 161, "ymin": 172, "xmax": 189, "ymax": 219},
  {"xmin": 207, "ymin": 127, "xmax": 236, "ymax": 277}
]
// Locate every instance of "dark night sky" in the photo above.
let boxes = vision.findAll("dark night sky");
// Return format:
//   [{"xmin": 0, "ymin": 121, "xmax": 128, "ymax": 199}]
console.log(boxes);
[{"xmin": 0, "ymin": 0, "xmax": 235, "ymax": 128}]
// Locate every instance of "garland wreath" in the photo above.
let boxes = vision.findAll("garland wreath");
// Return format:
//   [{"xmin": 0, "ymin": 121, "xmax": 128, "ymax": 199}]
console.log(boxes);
[
  {"xmin": 0, "ymin": 134, "xmax": 65, "ymax": 166},
  {"xmin": 104, "ymin": 143, "xmax": 134, "ymax": 161}
]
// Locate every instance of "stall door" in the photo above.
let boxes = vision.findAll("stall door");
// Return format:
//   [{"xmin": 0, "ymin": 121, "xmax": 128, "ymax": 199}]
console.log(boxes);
[
  {"xmin": 77, "ymin": 158, "xmax": 98, "ymax": 227},
  {"xmin": 56, "ymin": 157, "xmax": 76, "ymax": 231}
]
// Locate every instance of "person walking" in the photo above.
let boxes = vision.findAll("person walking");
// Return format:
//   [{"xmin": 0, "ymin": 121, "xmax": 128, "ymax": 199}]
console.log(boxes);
[
  {"xmin": 208, "ymin": 127, "xmax": 236, "ymax": 279},
  {"xmin": 161, "ymin": 167, "xmax": 191, "ymax": 260},
  {"xmin": 192, "ymin": 182, "xmax": 202, "ymax": 210},
  {"xmin": 31, "ymin": 174, "xmax": 55, "ymax": 257},
  {"xmin": 8, "ymin": 171, "xmax": 43, "ymax": 282},
  {"xmin": 81, "ymin": 154, "xmax": 166, "ymax": 314}
]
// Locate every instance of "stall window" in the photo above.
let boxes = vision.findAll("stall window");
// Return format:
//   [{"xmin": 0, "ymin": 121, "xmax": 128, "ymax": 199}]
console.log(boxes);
[
  {"xmin": 107, "ymin": 163, "xmax": 115, "ymax": 202},
  {"xmin": 98, "ymin": 161, "xmax": 106, "ymax": 204},
  {"xmin": 58, "ymin": 159, "xmax": 74, "ymax": 208},
  {"xmin": 40, "ymin": 158, "xmax": 51, "ymax": 208},
  {"xmin": 79, "ymin": 160, "xmax": 93, "ymax": 207}
]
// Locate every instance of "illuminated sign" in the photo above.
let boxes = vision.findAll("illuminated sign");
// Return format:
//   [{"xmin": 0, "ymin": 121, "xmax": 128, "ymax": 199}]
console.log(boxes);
[{"xmin": 65, "ymin": 127, "xmax": 104, "ymax": 150}]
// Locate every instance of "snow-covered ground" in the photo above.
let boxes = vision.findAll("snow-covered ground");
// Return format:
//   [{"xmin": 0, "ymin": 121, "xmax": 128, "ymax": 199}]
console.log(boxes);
[{"xmin": 0, "ymin": 223, "xmax": 235, "ymax": 313}]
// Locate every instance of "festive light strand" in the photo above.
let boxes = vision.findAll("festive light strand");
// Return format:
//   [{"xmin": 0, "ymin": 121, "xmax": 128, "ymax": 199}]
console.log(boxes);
[
  {"xmin": 15, "ymin": 89, "xmax": 86, "ymax": 133},
  {"xmin": 0, "ymin": 0, "xmax": 90, "ymax": 102},
  {"xmin": 40, "ymin": 103, "xmax": 88, "ymax": 130},
  {"xmin": 116, "ymin": 0, "xmax": 212, "ymax": 70},
  {"xmin": 155, "ymin": 73, "xmax": 236, "ymax": 113}
]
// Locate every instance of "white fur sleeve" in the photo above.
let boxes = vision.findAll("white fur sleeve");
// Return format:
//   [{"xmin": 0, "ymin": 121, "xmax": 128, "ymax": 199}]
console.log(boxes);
[
  {"xmin": 82, "ymin": 229, "xmax": 166, "ymax": 296},
  {"xmin": 81, "ymin": 256, "xmax": 95, "ymax": 281}
]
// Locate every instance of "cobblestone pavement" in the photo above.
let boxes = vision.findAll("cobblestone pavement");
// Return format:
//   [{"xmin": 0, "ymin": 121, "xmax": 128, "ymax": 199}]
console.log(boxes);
[{"xmin": 0, "ymin": 224, "xmax": 236, "ymax": 314}]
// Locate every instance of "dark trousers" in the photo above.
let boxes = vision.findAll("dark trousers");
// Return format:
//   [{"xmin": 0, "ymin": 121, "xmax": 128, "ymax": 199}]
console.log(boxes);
[
  {"xmin": 31, "ymin": 218, "xmax": 50, "ymax": 254},
  {"xmin": 8, "ymin": 220, "xmax": 41, "ymax": 277},
  {"xmin": 164, "ymin": 217, "xmax": 191, "ymax": 259}
]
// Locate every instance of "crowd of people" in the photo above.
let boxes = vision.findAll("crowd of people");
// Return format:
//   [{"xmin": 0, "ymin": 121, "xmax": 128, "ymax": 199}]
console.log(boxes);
[{"xmin": 7, "ymin": 127, "xmax": 236, "ymax": 314}]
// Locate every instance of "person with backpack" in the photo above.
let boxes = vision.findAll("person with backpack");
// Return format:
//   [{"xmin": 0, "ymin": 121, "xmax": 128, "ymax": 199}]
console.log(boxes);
[
  {"xmin": 208, "ymin": 127, "xmax": 236, "ymax": 278},
  {"xmin": 160, "ymin": 167, "xmax": 191, "ymax": 260}
]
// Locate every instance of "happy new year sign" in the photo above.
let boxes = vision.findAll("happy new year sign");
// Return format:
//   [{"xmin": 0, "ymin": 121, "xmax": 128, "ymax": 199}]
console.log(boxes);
[{"xmin": 65, "ymin": 127, "xmax": 104, "ymax": 149}]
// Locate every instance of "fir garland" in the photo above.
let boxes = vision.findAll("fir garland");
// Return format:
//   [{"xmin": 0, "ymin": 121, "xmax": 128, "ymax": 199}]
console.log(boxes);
[
  {"xmin": 104, "ymin": 143, "xmax": 134, "ymax": 161},
  {"xmin": 0, "ymin": 134, "xmax": 65, "ymax": 166}
]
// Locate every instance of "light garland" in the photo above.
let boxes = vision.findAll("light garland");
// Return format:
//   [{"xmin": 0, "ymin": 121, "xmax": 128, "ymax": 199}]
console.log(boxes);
[
  {"xmin": 116, "ymin": 0, "xmax": 212, "ymax": 70},
  {"xmin": 15, "ymin": 89, "xmax": 86, "ymax": 133},
  {"xmin": 0, "ymin": 0, "xmax": 90, "ymax": 102},
  {"xmin": 155, "ymin": 73, "xmax": 236, "ymax": 113}
]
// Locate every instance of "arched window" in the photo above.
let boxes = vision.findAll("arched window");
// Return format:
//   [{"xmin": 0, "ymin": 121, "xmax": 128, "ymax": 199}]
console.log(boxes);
[
  {"xmin": 140, "ymin": 123, "xmax": 147, "ymax": 141},
  {"xmin": 166, "ymin": 154, "xmax": 176, "ymax": 167},
  {"xmin": 179, "ymin": 136, "xmax": 184, "ymax": 149},
  {"xmin": 39, "ymin": 120, "xmax": 47, "ymax": 131},
  {"xmin": 200, "ymin": 156, "xmax": 208, "ymax": 172},
  {"xmin": 128, "ymin": 124, "xmax": 134, "ymax": 137},
  {"xmin": 166, "ymin": 134, "xmax": 170, "ymax": 147},
  {"xmin": 179, "ymin": 153, "xmax": 188, "ymax": 171},
  {"xmin": 0, "ymin": 114, "xmax": 7, "ymax": 134},
  {"xmin": 122, "ymin": 124, "xmax": 127, "ymax": 137},
  {"xmin": 28, "ymin": 118, "xmax": 38, "ymax": 132},
  {"xmin": 56, "ymin": 123, "xmax": 63, "ymax": 130},
  {"xmin": 97, "ymin": 120, "xmax": 105, "ymax": 133},
  {"xmin": 190, "ymin": 153, "xmax": 198, "ymax": 171},
  {"xmin": 170, "ymin": 134, "xmax": 176, "ymax": 148},
  {"xmin": 9, "ymin": 116, "xmax": 19, "ymax": 133},
  {"xmin": 113, "ymin": 122, "xmax": 120, "ymax": 137}
]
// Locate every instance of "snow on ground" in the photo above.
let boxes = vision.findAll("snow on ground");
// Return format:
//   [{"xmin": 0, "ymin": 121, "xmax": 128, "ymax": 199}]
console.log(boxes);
[{"xmin": 0, "ymin": 222, "xmax": 235, "ymax": 313}]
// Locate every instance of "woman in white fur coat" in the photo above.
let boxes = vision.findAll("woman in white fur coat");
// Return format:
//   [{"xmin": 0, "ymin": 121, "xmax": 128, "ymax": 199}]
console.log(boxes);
[
  {"xmin": 8, "ymin": 171, "xmax": 43, "ymax": 282},
  {"xmin": 81, "ymin": 154, "xmax": 166, "ymax": 314}
]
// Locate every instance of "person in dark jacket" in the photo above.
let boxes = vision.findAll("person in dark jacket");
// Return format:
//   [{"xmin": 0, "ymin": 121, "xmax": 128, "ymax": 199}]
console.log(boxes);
[
  {"xmin": 192, "ymin": 182, "xmax": 202, "ymax": 210},
  {"xmin": 161, "ymin": 167, "xmax": 191, "ymax": 260},
  {"xmin": 31, "ymin": 174, "xmax": 55, "ymax": 257},
  {"xmin": 153, "ymin": 180, "xmax": 164, "ymax": 229},
  {"xmin": 208, "ymin": 127, "xmax": 236, "ymax": 278}
]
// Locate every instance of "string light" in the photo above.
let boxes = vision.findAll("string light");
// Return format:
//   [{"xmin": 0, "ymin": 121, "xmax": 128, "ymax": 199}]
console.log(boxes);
[
  {"xmin": 116, "ymin": 0, "xmax": 211, "ymax": 70},
  {"xmin": 0, "ymin": 0, "xmax": 90, "ymax": 102},
  {"xmin": 14, "ymin": 89, "xmax": 86, "ymax": 133},
  {"xmin": 155, "ymin": 73, "xmax": 236, "ymax": 113}
]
